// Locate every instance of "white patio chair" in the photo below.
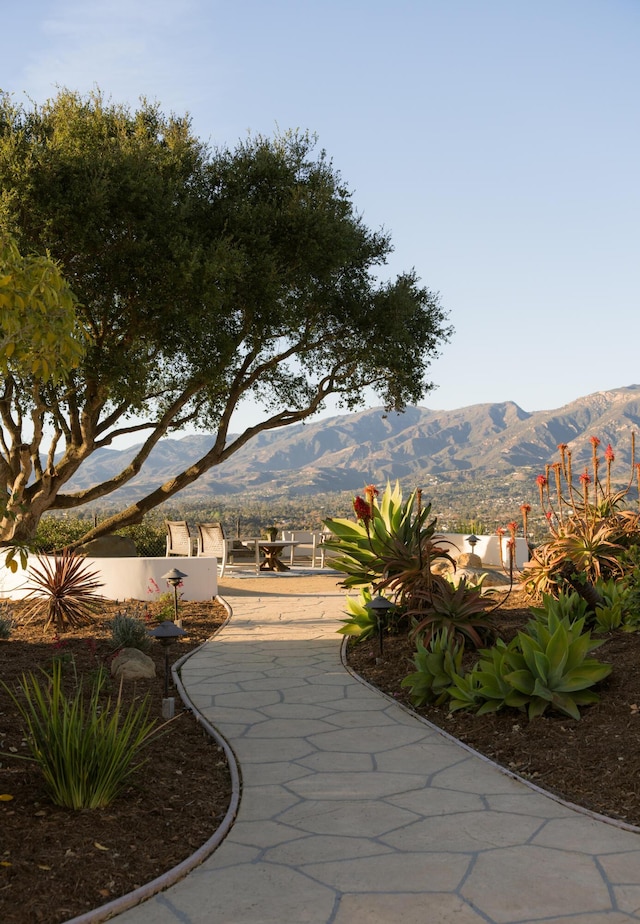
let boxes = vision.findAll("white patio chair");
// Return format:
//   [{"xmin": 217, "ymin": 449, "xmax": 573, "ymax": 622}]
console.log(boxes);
[
  {"xmin": 316, "ymin": 529, "xmax": 338, "ymax": 568},
  {"xmin": 282, "ymin": 530, "xmax": 324, "ymax": 568},
  {"xmin": 196, "ymin": 522, "xmax": 229, "ymax": 577},
  {"xmin": 165, "ymin": 520, "xmax": 194, "ymax": 556}
]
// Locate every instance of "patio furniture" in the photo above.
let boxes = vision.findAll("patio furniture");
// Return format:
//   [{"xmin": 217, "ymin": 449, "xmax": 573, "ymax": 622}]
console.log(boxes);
[
  {"xmin": 196, "ymin": 523, "xmax": 229, "ymax": 577},
  {"xmin": 240, "ymin": 538, "xmax": 300, "ymax": 572},
  {"xmin": 316, "ymin": 529, "xmax": 337, "ymax": 569},
  {"xmin": 281, "ymin": 530, "xmax": 324, "ymax": 568},
  {"xmin": 165, "ymin": 521, "xmax": 194, "ymax": 557}
]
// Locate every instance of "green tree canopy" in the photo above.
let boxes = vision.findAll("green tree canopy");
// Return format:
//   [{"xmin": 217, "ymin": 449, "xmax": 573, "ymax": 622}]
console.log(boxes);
[
  {"xmin": 0, "ymin": 233, "xmax": 84, "ymax": 380},
  {"xmin": 0, "ymin": 88, "xmax": 452, "ymax": 543}
]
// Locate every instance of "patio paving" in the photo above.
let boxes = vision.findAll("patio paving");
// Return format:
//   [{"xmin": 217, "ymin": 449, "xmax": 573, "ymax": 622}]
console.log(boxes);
[{"xmin": 103, "ymin": 573, "xmax": 640, "ymax": 924}]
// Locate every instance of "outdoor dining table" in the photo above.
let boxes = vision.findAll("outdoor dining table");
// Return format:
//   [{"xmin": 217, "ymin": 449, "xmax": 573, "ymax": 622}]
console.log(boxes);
[{"xmin": 240, "ymin": 539, "xmax": 300, "ymax": 572}]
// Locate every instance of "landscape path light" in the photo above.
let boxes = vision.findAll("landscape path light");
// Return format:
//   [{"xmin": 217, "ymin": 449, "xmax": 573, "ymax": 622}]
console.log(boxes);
[
  {"xmin": 161, "ymin": 567, "xmax": 188, "ymax": 626},
  {"xmin": 466, "ymin": 534, "xmax": 479, "ymax": 556},
  {"xmin": 365, "ymin": 594, "xmax": 394, "ymax": 657},
  {"xmin": 148, "ymin": 619, "xmax": 187, "ymax": 718}
]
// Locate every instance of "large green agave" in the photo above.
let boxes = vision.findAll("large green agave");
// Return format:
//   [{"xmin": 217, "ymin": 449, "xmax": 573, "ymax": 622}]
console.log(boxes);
[{"xmin": 504, "ymin": 611, "xmax": 611, "ymax": 720}]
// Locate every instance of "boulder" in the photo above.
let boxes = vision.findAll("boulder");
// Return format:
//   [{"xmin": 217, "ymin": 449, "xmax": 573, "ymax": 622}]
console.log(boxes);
[
  {"xmin": 457, "ymin": 552, "xmax": 483, "ymax": 569},
  {"xmin": 111, "ymin": 647, "xmax": 156, "ymax": 682},
  {"xmin": 455, "ymin": 567, "xmax": 512, "ymax": 587},
  {"xmin": 76, "ymin": 535, "xmax": 137, "ymax": 557}
]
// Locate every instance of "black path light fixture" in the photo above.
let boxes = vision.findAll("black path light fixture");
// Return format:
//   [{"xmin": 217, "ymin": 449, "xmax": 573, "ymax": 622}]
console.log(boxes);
[
  {"xmin": 161, "ymin": 567, "xmax": 188, "ymax": 625},
  {"xmin": 466, "ymin": 534, "xmax": 479, "ymax": 556},
  {"xmin": 148, "ymin": 619, "xmax": 187, "ymax": 717},
  {"xmin": 365, "ymin": 594, "xmax": 394, "ymax": 657}
]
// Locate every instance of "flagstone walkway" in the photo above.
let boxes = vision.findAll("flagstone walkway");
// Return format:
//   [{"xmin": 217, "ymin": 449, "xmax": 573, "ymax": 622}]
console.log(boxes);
[{"xmin": 104, "ymin": 580, "xmax": 640, "ymax": 924}]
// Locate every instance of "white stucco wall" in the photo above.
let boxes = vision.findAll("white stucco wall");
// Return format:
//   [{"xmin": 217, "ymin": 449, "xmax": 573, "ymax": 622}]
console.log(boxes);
[
  {"xmin": 0, "ymin": 555, "xmax": 218, "ymax": 601},
  {"xmin": 436, "ymin": 532, "xmax": 530, "ymax": 569}
]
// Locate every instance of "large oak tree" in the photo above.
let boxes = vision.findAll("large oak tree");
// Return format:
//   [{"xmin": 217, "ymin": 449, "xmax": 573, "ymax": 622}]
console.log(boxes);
[{"xmin": 0, "ymin": 89, "xmax": 452, "ymax": 543}]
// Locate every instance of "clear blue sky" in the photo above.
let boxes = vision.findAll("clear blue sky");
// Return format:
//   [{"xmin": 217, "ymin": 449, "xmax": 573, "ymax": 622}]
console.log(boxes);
[{"xmin": 3, "ymin": 0, "xmax": 639, "ymax": 432}]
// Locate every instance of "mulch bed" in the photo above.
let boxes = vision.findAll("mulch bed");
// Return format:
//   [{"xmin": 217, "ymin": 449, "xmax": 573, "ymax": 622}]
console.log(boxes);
[
  {"xmin": 0, "ymin": 598, "xmax": 232, "ymax": 924},
  {"xmin": 347, "ymin": 587, "xmax": 640, "ymax": 828}
]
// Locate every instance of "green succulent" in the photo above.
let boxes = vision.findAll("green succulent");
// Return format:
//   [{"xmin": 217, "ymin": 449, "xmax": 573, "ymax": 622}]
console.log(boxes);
[
  {"xmin": 528, "ymin": 591, "xmax": 589, "ymax": 626},
  {"xmin": 471, "ymin": 639, "xmax": 531, "ymax": 715},
  {"xmin": 505, "ymin": 614, "xmax": 611, "ymax": 720},
  {"xmin": 401, "ymin": 629, "xmax": 463, "ymax": 706},
  {"xmin": 408, "ymin": 575, "xmax": 496, "ymax": 649},
  {"xmin": 323, "ymin": 482, "xmax": 454, "ymax": 599},
  {"xmin": 337, "ymin": 588, "xmax": 378, "ymax": 641}
]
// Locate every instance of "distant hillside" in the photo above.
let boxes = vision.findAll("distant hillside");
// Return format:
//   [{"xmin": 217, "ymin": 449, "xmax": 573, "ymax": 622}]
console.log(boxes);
[{"xmin": 65, "ymin": 385, "xmax": 640, "ymax": 504}]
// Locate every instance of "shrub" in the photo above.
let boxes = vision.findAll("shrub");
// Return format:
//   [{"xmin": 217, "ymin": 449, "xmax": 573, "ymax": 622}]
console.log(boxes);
[
  {"xmin": 4, "ymin": 661, "xmax": 160, "ymax": 809},
  {"xmin": 111, "ymin": 609, "xmax": 151, "ymax": 652},
  {"xmin": 116, "ymin": 522, "xmax": 166, "ymax": 557},
  {"xmin": 33, "ymin": 516, "xmax": 92, "ymax": 551}
]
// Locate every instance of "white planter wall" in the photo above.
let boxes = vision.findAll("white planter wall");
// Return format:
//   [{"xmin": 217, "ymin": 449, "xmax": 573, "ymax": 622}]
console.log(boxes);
[
  {"xmin": 0, "ymin": 555, "xmax": 218, "ymax": 602},
  {"xmin": 436, "ymin": 532, "xmax": 529, "ymax": 569}
]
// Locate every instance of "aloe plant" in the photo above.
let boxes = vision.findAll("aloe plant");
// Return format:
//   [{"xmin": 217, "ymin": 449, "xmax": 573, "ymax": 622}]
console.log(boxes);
[
  {"xmin": 407, "ymin": 575, "xmax": 496, "ymax": 649},
  {"xmin": 526, "ymin": 437, "xmax": 640, "ymax": 602},
  {"xmin": 323, "ymin": 482, "xmax": 454, "ymax": 599}
]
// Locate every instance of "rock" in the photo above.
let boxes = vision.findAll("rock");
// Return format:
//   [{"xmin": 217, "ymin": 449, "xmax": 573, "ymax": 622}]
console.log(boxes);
[
  {"xmin": 431, "ymin": 559, "xmax": 455, "ymax": 575},
  {"xmin": 111, "ymin": 647, "xmax": 156, "ymax": 682},
  {"xmin": 457, "ymin": 552, "xmax": 483, "ymax": 569},
  {"xmin": 455, "ymin": 567, "xmax": 512, "ymax": 587},
  {"xmin": 76, "ymin": 535, "xmax": 137, "ymax": 557}
]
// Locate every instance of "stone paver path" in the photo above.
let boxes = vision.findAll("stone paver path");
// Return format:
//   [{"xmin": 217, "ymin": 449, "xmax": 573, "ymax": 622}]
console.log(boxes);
[{"xmin": 110, "ymin": 586, "xmax": 640, "ymax": 924}]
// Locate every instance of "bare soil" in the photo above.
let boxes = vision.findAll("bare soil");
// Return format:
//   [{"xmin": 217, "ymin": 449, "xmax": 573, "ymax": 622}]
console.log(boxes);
[
  {"xmin": 0, "ymin": 597, "xmax": 232, "ymax": 924},
  {"xmin": 347, "ymin": 587, "xmax": 640, "ymax": 828}
]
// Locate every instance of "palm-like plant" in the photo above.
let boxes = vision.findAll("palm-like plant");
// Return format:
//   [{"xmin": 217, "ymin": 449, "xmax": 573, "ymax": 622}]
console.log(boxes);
[{"xmin": 23, "ymin": 552, "xmax": 104, "ymax": 633}]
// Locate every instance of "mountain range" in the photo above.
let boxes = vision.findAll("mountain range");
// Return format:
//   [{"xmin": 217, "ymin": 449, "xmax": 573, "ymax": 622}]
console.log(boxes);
[{"xmin": 65, "ymin": 385, "xmax": 640, "ymax": 504}]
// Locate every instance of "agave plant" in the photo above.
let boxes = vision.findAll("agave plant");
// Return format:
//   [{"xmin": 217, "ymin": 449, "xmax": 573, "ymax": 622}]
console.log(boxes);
[
  {"xmin": 336, "ymin": 588, "xmax": 378, "ymax": 641},
  {"xmin": 504, "ymin": 612, "xmax": 611, "ymax": 720},
  {"xmin": 401, "ymin": 628, "xmax": 464, "ymax": 706},
  {"xmin": 23, "ymin": 551, "xmax": 104, "ymax": 633}
]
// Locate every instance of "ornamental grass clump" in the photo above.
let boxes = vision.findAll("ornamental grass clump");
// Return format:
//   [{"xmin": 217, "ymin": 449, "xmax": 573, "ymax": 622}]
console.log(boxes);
[{"xmin": 4, "ymin": 661, "xmax": 160, "ymax": 809}]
